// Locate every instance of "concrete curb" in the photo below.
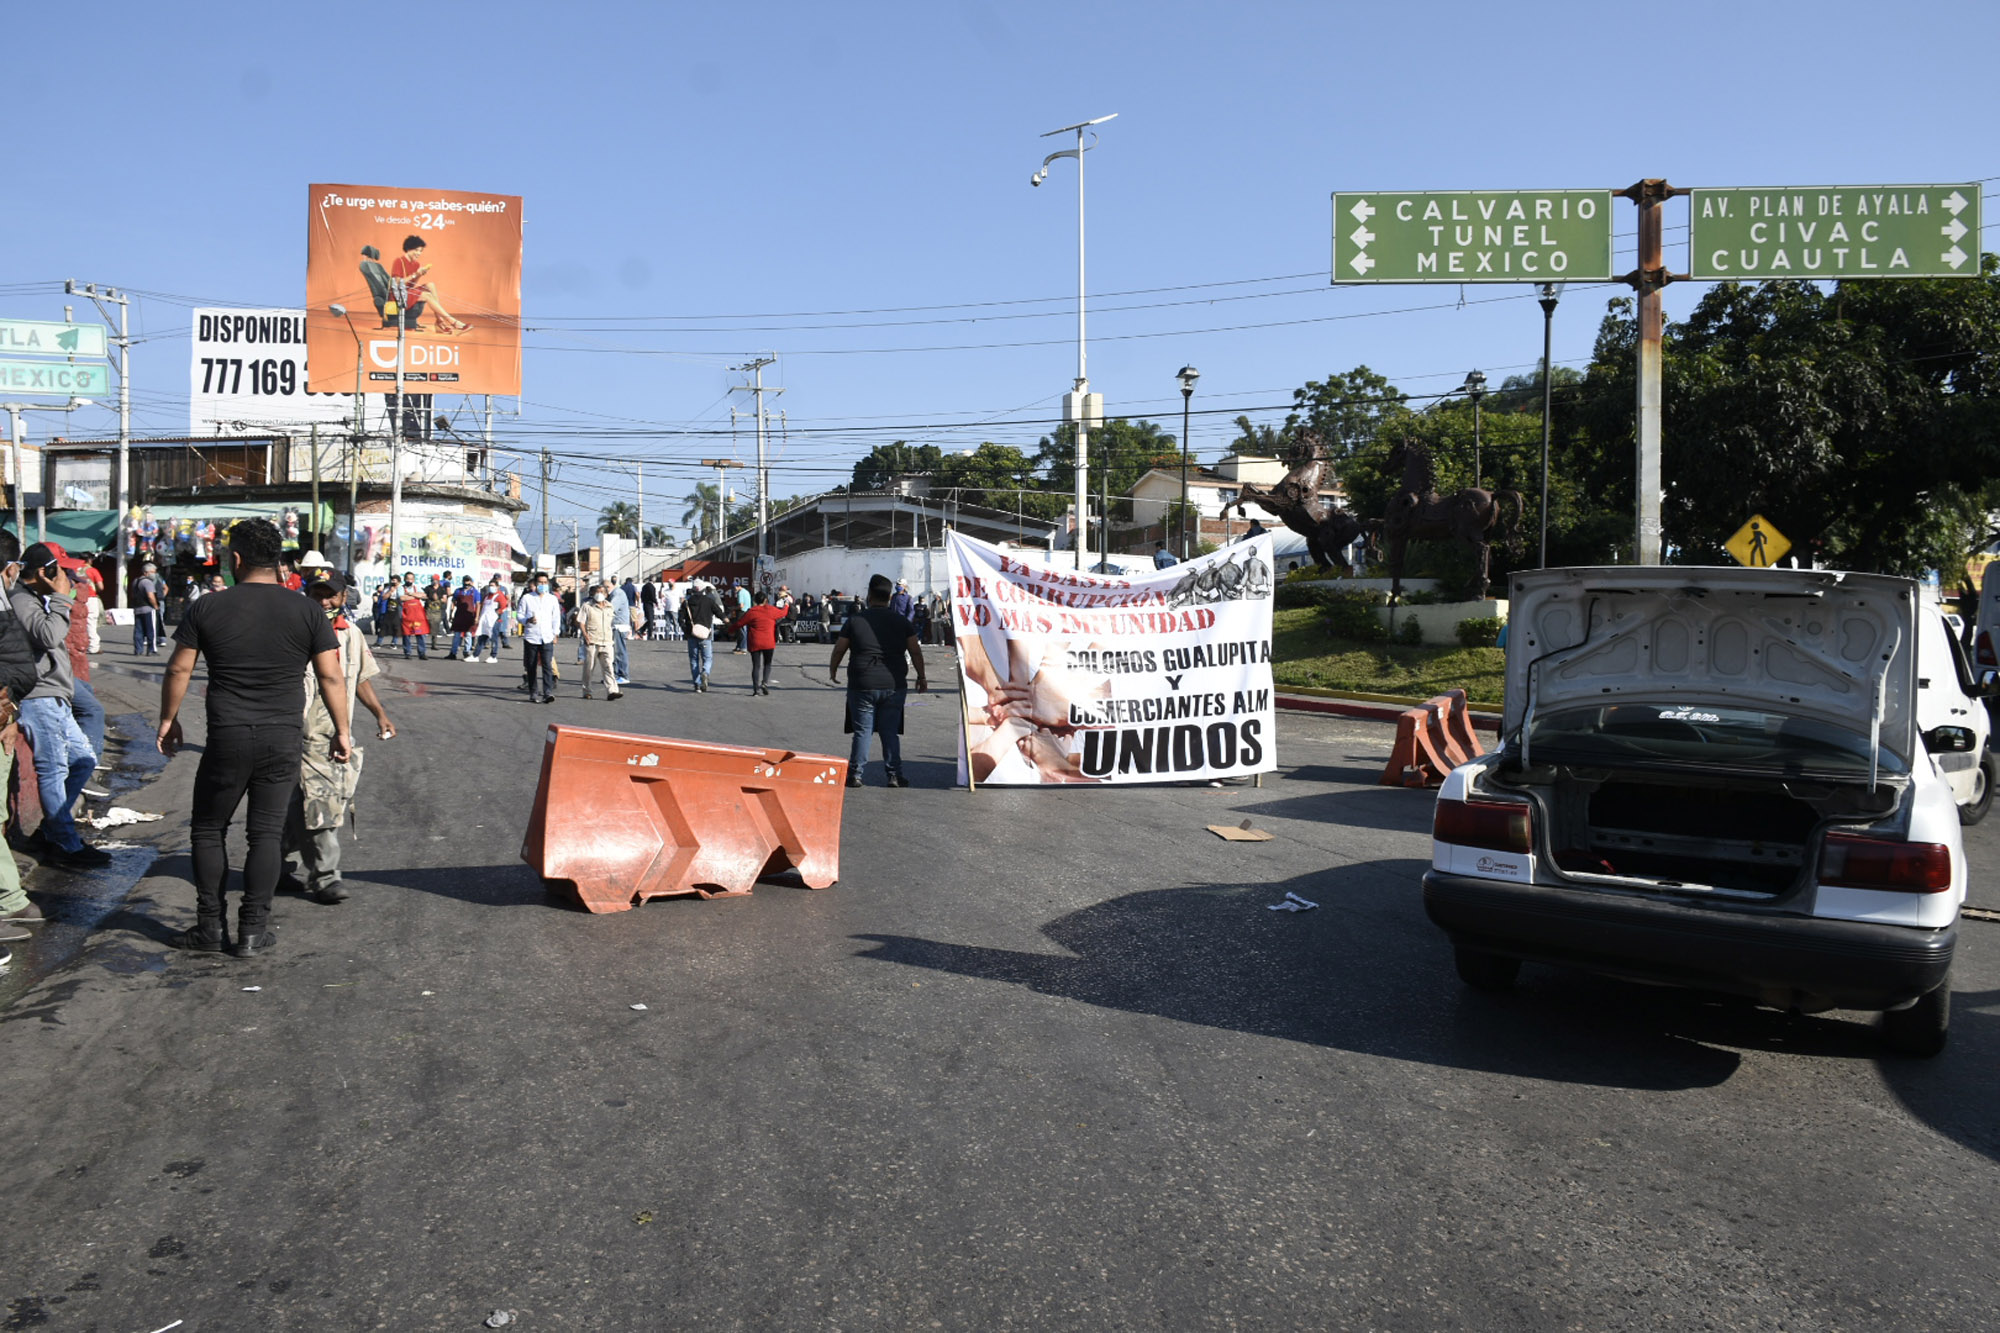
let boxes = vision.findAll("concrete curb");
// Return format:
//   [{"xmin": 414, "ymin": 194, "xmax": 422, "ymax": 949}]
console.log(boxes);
[{"xmin": 1277, "ymin": 691, "xmax": 1502, "ymax": 734}]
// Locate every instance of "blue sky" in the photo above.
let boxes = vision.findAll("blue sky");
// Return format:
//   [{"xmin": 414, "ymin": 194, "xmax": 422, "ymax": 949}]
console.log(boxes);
[{"xmin": 5, "ymin": 0, "xmax": 1993, "ymax": 548}]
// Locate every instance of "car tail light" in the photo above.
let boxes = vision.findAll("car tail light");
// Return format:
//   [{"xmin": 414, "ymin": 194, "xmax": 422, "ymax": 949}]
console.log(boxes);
[
  {"xmin": 1977, "ymin": 630, "xmax": 1997, "ymax": 668},
  {"xmin": 1817, "ymin": 832, "xmax": 1953, "ymax": 893},
  {"xmin": 1434, "ymin": 797, "xmax": 1533, "ymax": 854}
]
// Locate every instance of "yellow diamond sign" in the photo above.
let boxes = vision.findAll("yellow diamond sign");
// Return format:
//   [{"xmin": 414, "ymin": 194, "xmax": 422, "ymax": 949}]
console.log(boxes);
[{"xmin": 1725, "ymin": 514, "xmax": 1791, "ymax": 568}]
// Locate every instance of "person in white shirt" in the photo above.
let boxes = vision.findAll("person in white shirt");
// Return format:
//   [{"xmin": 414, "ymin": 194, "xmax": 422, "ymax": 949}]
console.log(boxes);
[
  {"xmin": 516, "ymin": 575, "xmax": 563, "ymax": 704},
  {"xmin": 661, "ymin": 579, "xmax": 684, "ymax": 640}
]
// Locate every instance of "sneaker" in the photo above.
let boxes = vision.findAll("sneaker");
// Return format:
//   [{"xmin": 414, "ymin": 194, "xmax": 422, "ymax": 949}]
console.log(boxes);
[
  {"xmin": 0, "ymin": 920, "xmax": 29, "ymax": 944},
  {"xmin": 845, "ymin": 776, "xmax": 864, "ymax": 789},
  {"xmin": 46, "ymin": 843, "xmax": 113, "ymax": 869},
  {"xmin": 486, "ymin": 656, "xmax": 498, "ymax": 663},
  {"xmin": 582, "ymin": 691, "xmax": 594, "ymax": 700},
  {"xmin": 3, "ymin": 904, "xmax": 45, "ymax": 924},
  {"xmin": 304, "ymin": 882, "xmax": 349, "ymax": 906},
  {"xmin": 608, "ymin": 692, "xmax": 623, "ymax": 702},
  {"xmin": 887, "ymin": 773, "xmax": 911, "ymax": 788}
]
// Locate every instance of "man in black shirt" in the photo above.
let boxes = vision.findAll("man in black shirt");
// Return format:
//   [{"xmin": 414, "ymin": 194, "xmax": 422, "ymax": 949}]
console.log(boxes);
[
  {"xmin": 828, "ymin": 573, "xmax": 927, "ymax": 788},
  {"xmin": 158, "ymin": 519, "xmax": 352, "ymax": 957}
]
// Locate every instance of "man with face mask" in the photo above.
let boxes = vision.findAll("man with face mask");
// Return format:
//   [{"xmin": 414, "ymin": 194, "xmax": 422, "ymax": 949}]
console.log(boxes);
[
  {"xmin": 0, "ymin": 533, "xmax": 48, "ymax": 952},
  {"xmin": 517, "ymin": 574, "xmax": 563, "ymax": 705},
  {"xmin": 157, "ymin": 519, "xmax": 351, "ymax": 956},
  {"xmin": 580, "ymin": 582, "xmax": 624, "ymax": 702},
  {"xmin": 283, "ymin": 570, "xmax": 394, "ymax": 906},
  {"xmin": 10, "ymin": 541, "xmax": 108, "ymax": 867}
]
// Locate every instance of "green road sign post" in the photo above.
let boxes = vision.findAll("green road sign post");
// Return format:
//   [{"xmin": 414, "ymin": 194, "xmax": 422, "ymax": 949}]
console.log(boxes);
[
  {"xmin": 1331, "ymin": 190, "xmax": 1615, "ymax": 284},
  {"xmin": 0, "ymin": 360, "xmax": 109, "ymax": 397},
  {"xmin": 1689, "ymin": 185, "xmax": 1982, "ymax": 281},
  {"xmin": 0, "ymin": 319, "xmax": 108, "ymax": 359}
]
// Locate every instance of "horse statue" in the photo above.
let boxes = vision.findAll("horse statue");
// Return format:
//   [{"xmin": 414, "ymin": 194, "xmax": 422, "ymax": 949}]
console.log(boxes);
[
  {"xmin": 1228, "ymin": 433, "xmax": 1377, "ymax": 575},
  {"xmin": 1378, "ymin": 436, "xmax": 1524, "ymax": 602}
]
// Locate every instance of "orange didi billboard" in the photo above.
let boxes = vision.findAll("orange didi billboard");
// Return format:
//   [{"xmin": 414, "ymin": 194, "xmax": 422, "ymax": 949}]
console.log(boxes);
[{"xmin": 305, "ymin": 183, "xmax": 522, "ymax": 397}]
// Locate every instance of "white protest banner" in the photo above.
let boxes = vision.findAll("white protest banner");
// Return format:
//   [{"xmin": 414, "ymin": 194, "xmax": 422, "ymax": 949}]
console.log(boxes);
[{"xmin": 948, "ymin": 531, "xmax": 1277, "ymax": 786}]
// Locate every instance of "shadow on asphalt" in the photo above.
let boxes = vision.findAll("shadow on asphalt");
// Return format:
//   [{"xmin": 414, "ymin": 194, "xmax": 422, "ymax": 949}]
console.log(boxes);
[{"xmin": 1880, "ymin": 984, "xmax": 2000, "ymax": 1164}]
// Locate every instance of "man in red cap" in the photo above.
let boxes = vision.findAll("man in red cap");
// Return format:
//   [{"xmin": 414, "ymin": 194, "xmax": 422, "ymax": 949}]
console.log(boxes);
[{"xmin": 9, "ymin": 542, "xmax": 109, "ymax": 867}]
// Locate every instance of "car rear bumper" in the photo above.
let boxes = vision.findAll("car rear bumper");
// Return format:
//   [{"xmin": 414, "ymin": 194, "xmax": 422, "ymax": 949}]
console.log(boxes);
[{"xmin": 1424, "ymin": 871, "xmax": 1955, "ymax": 1010}]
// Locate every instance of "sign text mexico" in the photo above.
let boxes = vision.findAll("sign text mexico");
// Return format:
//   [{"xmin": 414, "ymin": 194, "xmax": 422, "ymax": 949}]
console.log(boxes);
[
  {"xmin": 947, "ymin": 532, "xmax": 1277, "ymax": 786},
  {"xmin": 1332, "ymin": 190, "xmax": 1614, "ymax": 283}
]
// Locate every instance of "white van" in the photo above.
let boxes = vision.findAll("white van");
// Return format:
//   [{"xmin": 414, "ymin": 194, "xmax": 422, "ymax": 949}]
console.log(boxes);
[{"xmin": 1425, "ymin": 566, "xmax": 1995, "ymax": 1057}]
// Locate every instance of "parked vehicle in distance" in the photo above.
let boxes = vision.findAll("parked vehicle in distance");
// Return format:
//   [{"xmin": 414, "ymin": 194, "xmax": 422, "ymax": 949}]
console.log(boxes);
[{"xmin": 1424, "ymin": 566, "xmax": 1992, "ymax": 1057}]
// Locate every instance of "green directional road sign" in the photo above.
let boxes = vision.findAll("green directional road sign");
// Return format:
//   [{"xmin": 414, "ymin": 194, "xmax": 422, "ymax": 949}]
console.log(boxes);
[
  {"xmin": 1331, "ymin": 190, "xmax": 1615, "ymax": 284},
  {"xmin": 0, "ymin": 359, "xmax": 109, "ymax": 397},
  {"xmin": 0, "ymin": 319, "xmax": 108, "ymax": 359},
  {"xmin": 1689, "ymin": 185, "xmax": 1982, "ymax": 281}
]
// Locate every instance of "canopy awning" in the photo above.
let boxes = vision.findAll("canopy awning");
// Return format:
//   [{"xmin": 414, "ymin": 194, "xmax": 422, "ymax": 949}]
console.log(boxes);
[{"xmin": 2, "ymin": 510, "xmax": 121, "ymax": 552}]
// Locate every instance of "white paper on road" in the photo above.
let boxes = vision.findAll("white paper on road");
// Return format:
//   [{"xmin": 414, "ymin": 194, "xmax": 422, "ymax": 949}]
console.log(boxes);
[{"xmin": 948, "ymin": 530, "xmax": 1277, "ymax": 786}]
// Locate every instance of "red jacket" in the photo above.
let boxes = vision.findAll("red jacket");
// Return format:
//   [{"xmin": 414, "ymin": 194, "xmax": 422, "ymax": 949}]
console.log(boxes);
[{"xmin": 726, "ymin": 604, "xmax": 786, "ymax": 652}]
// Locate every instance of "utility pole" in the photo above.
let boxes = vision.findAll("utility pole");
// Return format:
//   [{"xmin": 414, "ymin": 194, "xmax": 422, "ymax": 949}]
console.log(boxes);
[
  {"xmin": 482, "ymin": 393, "xmax": 494, "ymax": 483},
  {"xmin": 701, "ymin": 459, "xmax": 745, "ymax": 552},
  {"xmin": 309, "ymin": 423, "xmax": 321, "ymax": 550},
  {"xmin": 3, "ymin": 400, "xmax": 81, "ymax": 543},
  {"xmin": 636, "ymin": 460, "xmax": 644, "ymax": 581},
  {"xmin": 67, "ymin": 281, "xmax": 130, "ymax": 605},
  {"xmin": 387, "ymin": 277, "xmax": 409, "ymax": 585},
  {"xmin": 731, "ymin": 357, "xmax": 781, "ymax": 561},
  {"xmin": 538, "ymin": 447, "xmax": 553, "ymax": 557}
]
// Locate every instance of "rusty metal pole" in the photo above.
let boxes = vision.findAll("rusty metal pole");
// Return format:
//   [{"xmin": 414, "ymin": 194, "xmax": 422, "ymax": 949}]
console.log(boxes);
[{"xmin": 1621, "ymin": 179, "xmax": 1686, "ymax": 566}]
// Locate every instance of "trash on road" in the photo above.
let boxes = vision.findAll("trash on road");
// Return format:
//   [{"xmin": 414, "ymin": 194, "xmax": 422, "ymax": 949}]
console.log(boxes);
[
  {"xmin": 1266, "ymin": 892, "xmax": 1319, "ymax": 913},
  {"xmin": 484, "ymin": 1311, "xmax": 517, "ymax": 1328},
  {"xmin": 629, "ymin": 1003, "xmax": 648, "ymax": 1011},
  {"xmin": 241, "ymin": 986, "xmax": 262, "ymax": 992},
  {"xmin": 1208, "ymin": 819, "xmax": 1272, "ymax": 842},
  {"xmin": 85, "ymin": 806, "xmax": 165, "ymax": 830}
]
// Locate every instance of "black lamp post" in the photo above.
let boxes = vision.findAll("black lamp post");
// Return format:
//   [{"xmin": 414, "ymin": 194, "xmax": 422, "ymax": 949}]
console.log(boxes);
[
  {"xmin": 1536, "ymin": 283, "xmax": 1564, "ymax": 568},
  {"xmin": 1176, "ymin": 364, "xmax": 1199, "ymax": 558},
  {"xmin": 1462, "ymin": 368, "xmax": 1487, "ymax": 490}
]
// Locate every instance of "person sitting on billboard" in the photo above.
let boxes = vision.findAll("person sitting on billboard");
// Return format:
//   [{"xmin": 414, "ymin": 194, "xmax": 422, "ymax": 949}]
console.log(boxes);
[{"xmin": 388, "ymin": 235, "xmax": 472, "ymax": 335}]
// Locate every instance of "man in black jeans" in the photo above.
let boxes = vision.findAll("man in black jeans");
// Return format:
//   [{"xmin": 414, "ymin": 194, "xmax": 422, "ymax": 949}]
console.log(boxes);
[
  {"xmin": 828, "ymin": 573, "xmax": 926, "ymax": 788},
  {"xmin": 157, "ymin": 519, "xmax": 352, "ymax": 957}
]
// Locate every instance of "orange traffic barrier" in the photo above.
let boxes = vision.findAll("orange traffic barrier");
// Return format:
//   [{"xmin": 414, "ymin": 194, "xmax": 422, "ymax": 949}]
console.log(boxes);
[
  {"xmin": 1380, "ymin": 700, "xmax": 1453, "ymax": 788},
  {"xmin": 521, "ymin": 724, "xmax": 849, "ymax": 913},
  {"xmin": 1432, "ymin": 689, "xmax": 1486, "ymax": 764}
]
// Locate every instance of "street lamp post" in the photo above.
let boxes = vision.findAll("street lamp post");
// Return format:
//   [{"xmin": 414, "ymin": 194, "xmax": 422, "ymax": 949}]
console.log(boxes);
[
  {"xmin": 1536, "ymin": 283, "xmax": 1564, "ymax": 568},
  {"xmin": 3, "ymin": 398, "xmax": 85, "ymax": 541},
  {"xmin": 1176, "ymin": 365, "xmax": 1199, "ymax": 558},
  {"xmin": 388, "ymin": 279, "xmax": 409, "ymax": 587},
  {"xmin": 328, "ymin": 304, "xmax": 367, "ymax": 575},
  {"xmin": 1462, "ymin": 369, "xmax": 1487, "ymax": 490},
  {"xmin": 1033, "ymin": 112, "xmax": 1116, "ymax": 570}
]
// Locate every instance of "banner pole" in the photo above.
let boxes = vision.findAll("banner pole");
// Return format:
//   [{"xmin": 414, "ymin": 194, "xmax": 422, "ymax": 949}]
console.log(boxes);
[{"xmin": 948, "ymin": 526, "xmax": 977, "ymax": 793}]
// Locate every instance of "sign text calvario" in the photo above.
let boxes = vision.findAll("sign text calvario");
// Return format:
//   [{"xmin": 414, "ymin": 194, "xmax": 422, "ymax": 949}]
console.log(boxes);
[{"xmin": 1332, "ymin": 190, "xmax": 1614, "ymax": 283}]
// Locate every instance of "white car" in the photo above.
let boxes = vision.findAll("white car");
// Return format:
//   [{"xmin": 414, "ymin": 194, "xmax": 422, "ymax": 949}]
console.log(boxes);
[{"xmin": 1424, "ymin": 566, "xmax": 1991, "ymax": 1057}]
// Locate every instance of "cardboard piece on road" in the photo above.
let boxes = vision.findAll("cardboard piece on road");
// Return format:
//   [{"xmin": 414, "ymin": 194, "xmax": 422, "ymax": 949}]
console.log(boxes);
[
  {"xmin": 521, "ymin": 723, "xmax": 848, "ymax": 913},
  {"xmin": 1208, "ymin": 820, "xmax": 1273, "ymax": 842}
]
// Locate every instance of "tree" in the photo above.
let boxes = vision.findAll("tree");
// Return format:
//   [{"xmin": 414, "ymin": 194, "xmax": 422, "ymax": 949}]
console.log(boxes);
[
  {"xmin": 850, "ymin": 442, "xmax": 944, "ymax": 492},
  {"xmin": 681, "ymin": 483, "xmax": 719, "ymax": 543},
  {"xmin": 644, "ymin": 524, "xmax": 671, "ymax": 547},
  {"xmin": 1033, "ymin": 418, "xmax": 1181, "ymax": 510},
  {"xmin": 599, "ymin": 501, "xmax": 639, "ymax": 540},
  {"xmin": 1285, "ymin": 365, "xmax": 1413, "ymax": 463},
  {"xmin": 1227, "ymin": 415, "xmax": 1294, "ymax": 458}
]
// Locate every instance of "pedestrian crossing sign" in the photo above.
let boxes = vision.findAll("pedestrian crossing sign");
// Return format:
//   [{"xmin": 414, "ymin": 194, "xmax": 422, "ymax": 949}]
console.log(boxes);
[{"xmin": 1725, "ymin": 514, "xmax": 1790, "ymax": 568}]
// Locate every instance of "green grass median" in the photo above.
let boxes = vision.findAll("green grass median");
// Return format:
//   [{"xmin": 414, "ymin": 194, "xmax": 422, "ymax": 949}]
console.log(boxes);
[{"xmin": 1271, "ymin": 607, "xmax": 1505, "ymax": 705}]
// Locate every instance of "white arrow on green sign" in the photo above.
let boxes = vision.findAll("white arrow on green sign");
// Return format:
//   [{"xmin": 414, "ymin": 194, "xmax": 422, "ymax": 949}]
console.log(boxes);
[
  {"xmin": 1330, "ymin": 190, "xmax": 1615, "ymax": 284},
  {"xmin": 0, "ymin": 359, "xmax": 109, "ymax": 397},
  {"xmin": 1688, "ymin": 185, "xmax": 1982, "ymax": 280},
  {"xmin": 0, "ymin": 319, "xmax": 108, "ymax": 359}
]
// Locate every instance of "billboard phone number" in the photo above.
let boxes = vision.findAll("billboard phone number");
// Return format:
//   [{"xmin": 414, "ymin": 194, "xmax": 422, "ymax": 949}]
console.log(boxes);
[{"xmin": 198, "ymin": 356, "xmax": 306, "ymax": 397}]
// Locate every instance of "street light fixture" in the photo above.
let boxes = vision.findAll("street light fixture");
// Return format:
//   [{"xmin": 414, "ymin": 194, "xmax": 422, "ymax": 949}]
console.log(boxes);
[
  {"xmin": 1033, "ymin": 112, "xmax": 1116, "ymax": 570},
  {"xmin": 1536, "ymin": 283, "xmax": 1565, "ymax": 568},
  {"xmin": 1176, "ymin": 365, "xmax": 1199, "ymax": 558},
  {"xmin": 1462, "ymin": 369, "xmax": 1487, "ymax": 490}
]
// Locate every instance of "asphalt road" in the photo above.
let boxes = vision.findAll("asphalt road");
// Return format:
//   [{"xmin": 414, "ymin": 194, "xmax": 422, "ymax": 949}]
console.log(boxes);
[{"xmin": 3, "ymin": 633, "xmax": 1999, "ymax": 1330}]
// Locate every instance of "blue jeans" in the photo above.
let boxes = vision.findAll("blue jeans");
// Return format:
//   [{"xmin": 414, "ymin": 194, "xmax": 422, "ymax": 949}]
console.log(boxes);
[
  {"xmin": 847, "ymin": 688, "xmax": 905, "ymax": 779},
  {"xmin": 71, "ymin": 677, "xmax": 105, "ymax": 761},
  {"xmin": 401, "ymin": 633, "xmax": 427, "ymax": 659},
  {"xmin": 451, "ymin": 631, "xmax": 476, "ymax": 657},
  {"xmin": 19, "ymin": 695, "xmax": 97, "ymax": 852},
  {"xmin": 614, "ymin": 632, "xmax": 630, "ymax": 680},
  {"xmin": 686, "ymin": 634, "xmax": 713, "ymax": 684},
  {"xmin": 133, "ymin": 606, "xmax": 159, "ymax": 654}
]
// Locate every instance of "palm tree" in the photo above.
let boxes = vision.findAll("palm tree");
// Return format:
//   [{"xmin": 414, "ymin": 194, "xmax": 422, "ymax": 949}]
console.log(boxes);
[
  {"xmin": 644, "ymin": 524, "xmax": 672, "ymax": 547},
  {"xmin": 599, "ymin": 501, "xmax": 639, "ymax": 539},
  {"xmin": 682, "ymin": 483, "xmax": 719, "ymax": 543}
]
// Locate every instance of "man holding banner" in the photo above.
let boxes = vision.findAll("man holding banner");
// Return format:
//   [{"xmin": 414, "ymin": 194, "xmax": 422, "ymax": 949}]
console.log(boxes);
[{"xmin": 947, "ymin": 531, "xmax": 1276, "ymax": 786}]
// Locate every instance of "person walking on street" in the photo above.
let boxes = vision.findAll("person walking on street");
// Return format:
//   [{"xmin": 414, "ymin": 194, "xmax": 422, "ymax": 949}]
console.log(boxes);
[
  {"xmin": 889, "ymin": 579, "xmax": 914, "ymax": 619},
  {"xmin": 661, "ymin": 578, "xmax": 684, "ymax": 640},
  {"xmin": 130, "ymin": 560, "xmax": 162, "ymax": 655},
  {"xmin": 731, "ymin": 582, "xmax": 752, "ymax": 654},
  {"xmin": 611, "ymin": 578, "xmax": 636, "ymax": 684},
  {"xmin": 680, "ymin": 580, "xmax": 723, "ymax": 692},
  {"xmin": 639, "ymin": 578, "xmax": 659, "ymax": 639},
  {"xmin": 726, "ymin": 591, "xmax": 786, "ymax": 695},
  {"xmin": 517, "ymin": 574, "xmax": 562, "ymax": 704},
  {"xmin": 829, "ymin": 573, "xmax": 926, "ymax": 788},
  {"xmin": 398, "ymin": 581, "xmax": 431, "ymax": 660},
  {"xmin": 157, "ymin": 519, "xmax": 352, "ymax": 957},
  {"xmin": 473, "ymin": 591, "xmax": 499, "ymax": 662},
  {"xmin": 11, "ymin": 542, "xmax": 111, "ymax": 867},
  {"xmin": 0, "ymin": 535, "xmax": 52, "ymax": 945},
  {"xmin": 580, "ymin": 582, "xmax": 625, "ymax": 701},
  {"xmin": 283, "ymin": 571, "xmax": 394, "ymax": 905},
  {"xmin": 449, "ymin": 576, "xmax": 481, "ymax": 660},
  {"xmin": 81, "ymin": 557, "xmax": 104, "ymax": 655}
]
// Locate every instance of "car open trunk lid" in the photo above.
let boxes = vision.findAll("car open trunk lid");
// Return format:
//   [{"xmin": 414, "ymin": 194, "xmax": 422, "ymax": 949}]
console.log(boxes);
[{"xmin": 1505, "ymin": 566, "xmax": 1918, "ymax": 774}]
